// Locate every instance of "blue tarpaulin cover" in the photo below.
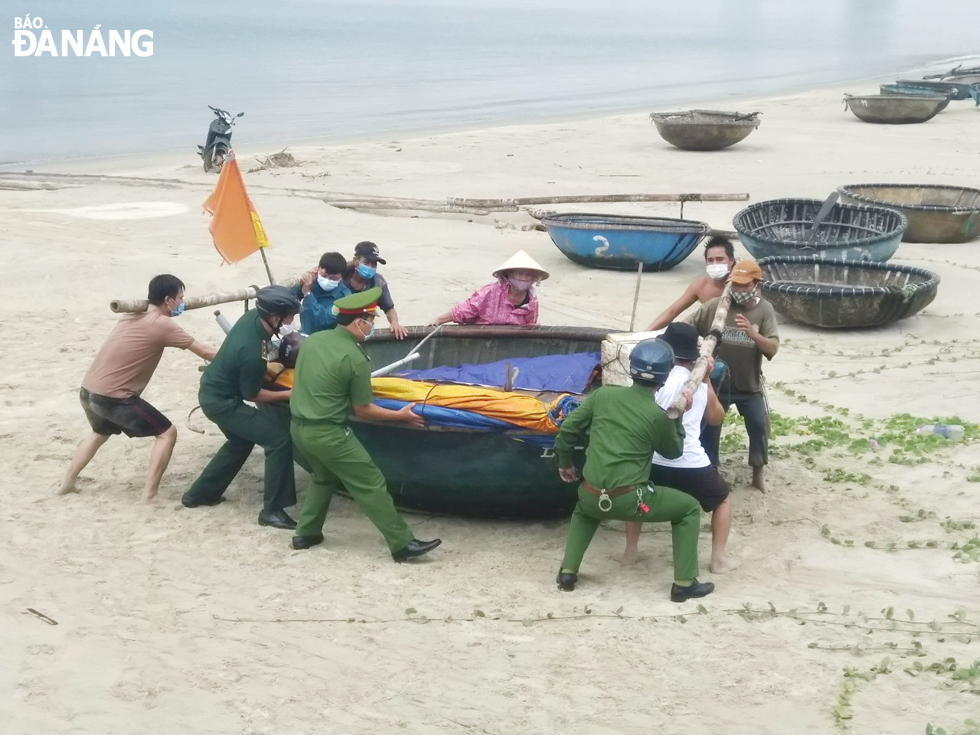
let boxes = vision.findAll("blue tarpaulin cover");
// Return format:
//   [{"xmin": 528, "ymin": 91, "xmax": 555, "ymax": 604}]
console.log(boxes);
[
  {"xmin": 396, "ymin": 352, "xmax": 600, "ymax": 394},
  {"xmin": 373, "ymin": 399, "xmax": 556, "ymax": 448}
]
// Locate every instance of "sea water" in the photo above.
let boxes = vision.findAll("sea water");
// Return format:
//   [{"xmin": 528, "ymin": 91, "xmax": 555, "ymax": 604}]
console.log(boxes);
[{"xmin": 1, "ymin": 0, "xmax": 977, "ymax": 164}]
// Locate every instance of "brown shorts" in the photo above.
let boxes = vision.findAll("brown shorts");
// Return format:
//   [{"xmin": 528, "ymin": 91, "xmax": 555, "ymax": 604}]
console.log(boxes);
[{"xmin": 79, "ymin": 388, "xmax": 172, "ymax": 438}]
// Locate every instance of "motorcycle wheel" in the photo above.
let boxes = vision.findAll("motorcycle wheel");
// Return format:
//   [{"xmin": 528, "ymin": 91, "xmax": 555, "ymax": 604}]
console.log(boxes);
[
  {"xmin": 202, "ymin": 147, "xmax": 215, "ymax": 173},
  {"xmin": 211, "ymin": 143, "xmax": 228, "ymax": 173}
]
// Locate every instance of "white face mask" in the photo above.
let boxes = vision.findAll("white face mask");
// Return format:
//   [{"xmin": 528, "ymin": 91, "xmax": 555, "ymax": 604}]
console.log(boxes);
[
  {"xmin": 317, "ymin": 275, "xmax": 341, "ymax": 291},
  {"xmin": 706, "ymin": 263, "xmax": 730, "ymax": 280},
  {"xmin": 279, "ymin": 322, "xmax": 296, "ymax": 336}
]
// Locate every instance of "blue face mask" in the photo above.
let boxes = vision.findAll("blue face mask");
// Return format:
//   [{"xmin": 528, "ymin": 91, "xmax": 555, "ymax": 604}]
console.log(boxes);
[
  {"xmin": 356, "ymin": 263, "xmax": 376, "ymax": 280},
  {"xmin": 169, "ymin": 302, "xmax": 185, "ymax": 317}
]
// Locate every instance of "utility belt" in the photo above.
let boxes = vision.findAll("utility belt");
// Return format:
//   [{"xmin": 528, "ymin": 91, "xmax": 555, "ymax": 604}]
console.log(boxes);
[
  {"xmin": 581, "ymin": 479, "xmax": 650, "ymax": 513},
  {"xmin": 291, "ymin": 416, "xmax": 348, "ymax": 428}
]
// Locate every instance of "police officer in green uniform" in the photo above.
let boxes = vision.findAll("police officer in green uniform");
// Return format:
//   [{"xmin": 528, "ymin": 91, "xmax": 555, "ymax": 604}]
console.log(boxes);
[
  {"xmin": 555, "ymin": 339, "xmax": 715, "ymax": 602},
  {"xmin": 289, "ymin": 287, "xmax": 442, "ymax": 561},
  {"xmin": 182, "ymin": 285, "xmax": 304, "ymax": 529}
]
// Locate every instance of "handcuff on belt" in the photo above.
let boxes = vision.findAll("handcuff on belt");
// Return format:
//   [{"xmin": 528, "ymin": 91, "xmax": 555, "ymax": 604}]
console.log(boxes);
[{"xmin": 595, "ymin": 486, "xmax": 651, "ymax": 514}]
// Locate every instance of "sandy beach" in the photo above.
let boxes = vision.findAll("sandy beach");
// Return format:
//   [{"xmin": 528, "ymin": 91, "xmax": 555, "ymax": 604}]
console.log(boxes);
[{"xmin": 2, "ymin": 83, "xmax": 979, "ymax": 734}]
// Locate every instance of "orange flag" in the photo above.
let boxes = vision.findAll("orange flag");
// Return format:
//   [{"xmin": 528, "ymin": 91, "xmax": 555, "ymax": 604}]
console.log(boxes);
[{"xmin": 202, "ymin": 153, "xmax": 269, "ymax": 264}]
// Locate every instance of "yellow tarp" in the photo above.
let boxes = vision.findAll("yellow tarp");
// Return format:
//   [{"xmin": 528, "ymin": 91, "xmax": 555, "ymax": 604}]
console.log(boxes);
[
  {"xmin": 267, "ymin": 371, "xmax": 565, "ymax": 433},
  {"xmin": 372, "ymin": 377, "xmax": 560, "ymax": 433}
]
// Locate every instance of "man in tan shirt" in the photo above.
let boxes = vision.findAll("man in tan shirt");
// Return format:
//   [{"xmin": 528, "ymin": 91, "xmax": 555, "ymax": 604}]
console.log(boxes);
[{"xmin": 58, "ymin": 274, "xmax": 216, "ymax": 503}]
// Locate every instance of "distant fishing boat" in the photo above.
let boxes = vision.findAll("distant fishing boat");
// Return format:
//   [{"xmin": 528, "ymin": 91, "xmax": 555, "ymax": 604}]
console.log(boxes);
[
  {"xmin": 649, "ymin": 109, "xmax": 761, "ymax": 151},
  {"xmin": 843, "ymin": 94, "xmax": 945, "ymax": 124},
  {"xmin": 924, "ymin": 63, "xmax": 980, "ymax": 79},
  {"xmin": 879, "ymin": 84, "xmax": 951, "ymax": 111},
  {"xmin": 894, "ymin": 79, "xmax": 973, "ymax": 100}
]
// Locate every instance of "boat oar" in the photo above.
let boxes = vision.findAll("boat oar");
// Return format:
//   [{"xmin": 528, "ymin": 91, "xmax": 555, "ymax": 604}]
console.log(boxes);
[
  {"xmin": 370, "ymin": 323, "xmax": 446, "ymax": 377},
  {"xmin": 667, "ymin": 284, "xmax": 732, "ymax": 419},
  {"xmin": 804, "ymin": 192, "xmax": 839, "ymax": 246}
]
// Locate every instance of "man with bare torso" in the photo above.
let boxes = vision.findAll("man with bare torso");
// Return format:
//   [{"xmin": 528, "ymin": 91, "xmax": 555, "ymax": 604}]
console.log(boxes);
[{"xmin": 645, "ymin": 236, "xmax": 736, "ymax": 332}]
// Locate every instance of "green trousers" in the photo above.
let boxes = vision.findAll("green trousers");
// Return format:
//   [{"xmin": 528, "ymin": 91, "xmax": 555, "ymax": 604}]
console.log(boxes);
[
  {"xmin": 185, "ymin": 401, "xmax": 300, "ymax": 512},
  {"xmin": 291, "ymin": 421, "xmax": 414, "ymax": 554},
  {"xmin": 560, "ymin": 482, "xmax": 702, "ymax": 580}
]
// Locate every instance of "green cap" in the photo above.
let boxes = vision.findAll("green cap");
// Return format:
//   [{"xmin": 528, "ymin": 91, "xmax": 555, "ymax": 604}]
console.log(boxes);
[{"xmin": 332, "ymin": 286, "xmax": 382, "ymax": 317}]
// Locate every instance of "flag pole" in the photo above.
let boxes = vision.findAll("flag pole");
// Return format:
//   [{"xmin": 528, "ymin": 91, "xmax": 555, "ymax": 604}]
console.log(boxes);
[{"xmin": 259, "ymin": 247, "xmax": 275, "ymax": 284}]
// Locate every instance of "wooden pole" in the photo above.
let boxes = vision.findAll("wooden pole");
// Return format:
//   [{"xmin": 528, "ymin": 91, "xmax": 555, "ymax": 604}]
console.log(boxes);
[
  {"xmin": 629, "ymin": 262, "xmax": 643, "ymax": 331},
  {"xmin": 110, "ymin": 275, "xmax": 303, "ymax": 314},
  {"xmin": 259, "ymin": 247, "xmax": 275, "ymax": 285},
  {"xmin": 666, "ymin": 284, "xmax": 732, "ymax": 419},
  {"xmin": 327, "ymin": 193, "xmax": 749, "ymax": 216},
  {"xmin": 446, "ymin": 193, "xmax": 750, "ymax": 208}
]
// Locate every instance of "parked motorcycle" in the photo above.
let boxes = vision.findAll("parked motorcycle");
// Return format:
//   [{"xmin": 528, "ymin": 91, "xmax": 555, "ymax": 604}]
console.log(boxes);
[{"xmin": 198, "ymin": 106, "xmax": 244, "ymax": 173}]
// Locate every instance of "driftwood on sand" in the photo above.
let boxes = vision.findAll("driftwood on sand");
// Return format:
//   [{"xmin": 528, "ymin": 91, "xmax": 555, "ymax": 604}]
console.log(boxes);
[
  {"xmin": 666, "ymin": 284, "xmax": 732, "ymax": 419},
  {"xmin": 110, "ymin": 276, "xmax": 303, "ymax": 314},
  {"xmin": 324, "ymin": 192, "xmax": 749, "ymax": 216}
]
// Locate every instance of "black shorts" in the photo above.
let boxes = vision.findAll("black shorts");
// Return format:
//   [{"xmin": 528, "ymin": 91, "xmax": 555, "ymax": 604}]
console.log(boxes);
[
  {"xmin": 650, "ymin": 463, "xmax": 730, "ymax": 512},
  {"xmin": 79, "ymin": 388, "xmax": 172, "ymax": 438}
]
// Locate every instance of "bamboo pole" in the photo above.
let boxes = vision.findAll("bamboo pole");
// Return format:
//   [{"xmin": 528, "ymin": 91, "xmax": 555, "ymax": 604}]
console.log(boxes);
[
  {"xmin": 110, "ymin": 275, "xmax": 303, "ymax": 314},
  {"xmin": 628, "ymin": 262, "xmax": 643, "ymax": 331},
  {"xmin": 447, "ymin": 193, "xmax": 750, "ymax": 208},
  {"xmin": 666, "ymin": 284, "xmax": 732, "ymax": 419},
  {"xmin": 325, "ymin": 193, "xmax": 749, "ymax": 216}
]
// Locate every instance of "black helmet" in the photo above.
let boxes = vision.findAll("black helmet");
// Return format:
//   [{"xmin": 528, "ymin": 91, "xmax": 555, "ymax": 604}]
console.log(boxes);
[
  {"xmin": 256, "ymin": 285, "xmax": 301, "ymax": 318},
  {"xmin": 277, "ymin": 331, "xmax": 306, "ymax": 368},
  {"xmin": 629, "ymin": 339, "xmax": 675, "ymax": 385}
]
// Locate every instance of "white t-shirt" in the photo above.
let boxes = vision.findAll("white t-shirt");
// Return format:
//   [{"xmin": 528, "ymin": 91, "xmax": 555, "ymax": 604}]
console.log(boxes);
[{"xmin": 651, "ymin": 365, "xmax": 711, "ymax": 469}]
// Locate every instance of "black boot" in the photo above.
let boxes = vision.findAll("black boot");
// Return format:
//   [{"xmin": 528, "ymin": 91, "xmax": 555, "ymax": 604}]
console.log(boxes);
[
  {"xmin": 392, "ymin": 539, "xmax": 441, "ymax": 562},
  {"xmin": 181, "ymin": 495, "xmax": 226, "ymax": 508},
  {"xmin": 670, "ymin": 579, "xmax": 715, "ymax": 603},
  {"xmin": 556, "ymin": 571, "xmax": 578, "ymax": 591},
  {"xmin": 291, "ymin": 534, "xmax": 324, "ymax": 550},
  {"xmin": 258, "ymin": 509, "xmax": 297, "ymax": 530}
]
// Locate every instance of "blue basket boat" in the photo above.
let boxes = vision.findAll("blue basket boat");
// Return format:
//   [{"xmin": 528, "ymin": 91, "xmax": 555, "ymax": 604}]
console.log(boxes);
[
  {"xmin": 894, "ymin": 79, "xmax": 973, "ymax": 100},
  {"xmin": 539, "ymin": 213, "xmax": 709, "ymax": 271},
  {"xmin": 733, "ymin": 198, "xmax": 907, "ymax": 262}
]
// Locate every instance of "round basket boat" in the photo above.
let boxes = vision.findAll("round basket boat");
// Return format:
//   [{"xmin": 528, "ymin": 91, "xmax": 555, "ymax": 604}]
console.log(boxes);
[
  {"xmin": 733, "ymin": 198, "xmax": 907, "ymax": 262},
  {"xmin": 843, "ymin": 94, "xmax": 945, "ymax": 124},
  {"xmin": 539, "ymin": 212, "xmax": 709, "ymax": 271},
  {"xmin": 758, "ymin": 256, "xmax": 940, "ymax": 329},
  {"xmin": 879, "ymin": 84, "xmax": 951, "ymax": 111},
  {"xmin": 838, "ymin": 184, "xmax": 980, "ymax": 243},
  {"xmin": 895, "ymin": 79, "xmax": 973, "ymax": 100},
  {"xmin": 649, "ymin": 109, "xmax": 760, "ymax": 151}
]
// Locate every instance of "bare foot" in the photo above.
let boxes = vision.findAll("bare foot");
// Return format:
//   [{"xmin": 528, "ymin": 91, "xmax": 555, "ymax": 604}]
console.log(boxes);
[
  {"xmin": 141, "ymin": 493, "xmax": 161, "ymax": 506},
  {"xmin": 619, "ymin": 548, "xmax": 639, "ymax": 566},
  {"xmin": 55, "ymin": 478, "xmax": 79, "ymax": 496},
  {"xmin": 710, "ymin": 556, "xmax": 740, "ymax": 574},
  {"xmin": 751, "ymin": 467, "xmax": 766, "ymax": 493}
]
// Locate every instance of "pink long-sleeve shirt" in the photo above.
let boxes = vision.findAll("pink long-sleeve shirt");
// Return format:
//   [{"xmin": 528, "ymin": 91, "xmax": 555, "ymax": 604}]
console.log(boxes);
[{"xmin": 450, "ymin": 280, "xmax": 539, "ymax": 326}]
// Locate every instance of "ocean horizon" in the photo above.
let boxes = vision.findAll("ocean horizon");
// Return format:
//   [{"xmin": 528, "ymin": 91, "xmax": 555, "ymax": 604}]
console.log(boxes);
[{"xmin": 1, "ymin": 0, "xmax": 978, "ymax": 165}]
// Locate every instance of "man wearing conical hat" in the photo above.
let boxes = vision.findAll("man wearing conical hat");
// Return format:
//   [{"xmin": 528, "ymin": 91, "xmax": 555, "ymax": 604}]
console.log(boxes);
[
  {"xmin": 289, "ymin": 287, "xmax": 442, "ymax": 561},
  {"xmin": 428, "ymin": 250, "xmax": 548, "ymax": 326}
]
